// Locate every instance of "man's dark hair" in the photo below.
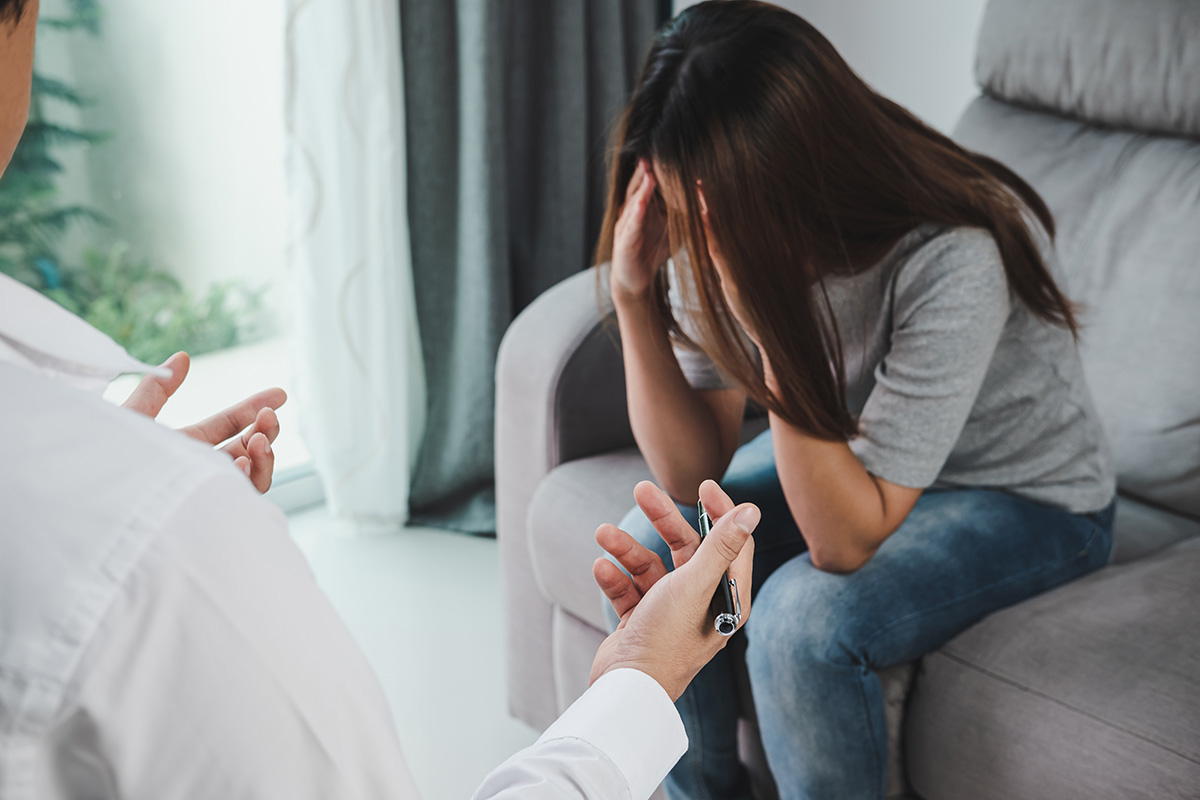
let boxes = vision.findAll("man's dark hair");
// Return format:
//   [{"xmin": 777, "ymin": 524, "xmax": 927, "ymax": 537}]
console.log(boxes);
[{"xmin": 0, "ymin": 0, "xmax": 28, "ymax": 28}]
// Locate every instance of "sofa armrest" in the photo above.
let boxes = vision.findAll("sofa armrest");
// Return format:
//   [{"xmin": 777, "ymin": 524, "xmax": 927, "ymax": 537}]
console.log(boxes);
[{"xmin": 495, "ymin": 267, "xmax": 633, "ymax": 730}]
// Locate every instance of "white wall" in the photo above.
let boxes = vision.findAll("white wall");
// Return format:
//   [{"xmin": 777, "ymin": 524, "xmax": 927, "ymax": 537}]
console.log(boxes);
[
  {"xmin": 38, "ymin": 0, "xmax": 286, "ymax": 297},
  {"xmin": 673, "ymin": 0, "xmax": 989, "ymax": 134}
]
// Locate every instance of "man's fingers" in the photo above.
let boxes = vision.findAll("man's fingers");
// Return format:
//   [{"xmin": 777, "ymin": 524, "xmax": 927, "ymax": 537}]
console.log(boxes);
[
  {"xmin": 230, "ymin": 431, "xmax": 274, "ymax": 493},
  {"xmin": 182, "ymin": 387, "xmax": 287, "ymax": 446},
  {"xmin": 683, "ymin": 502, "xmax": 759, "ymax": 597},
  {"xmin": 633, "ymin": 481, "xmax": 702, "ymax": 567},
  {"xmin": 253, "ymin": 406, "xmax": 281, "ymax": 444},
  {"xmin": 593, "ymin": 557, "xmax": 642, "ymax": 620},
  {"xmin": 595, "ymin": 522, "xmax": 669, "ymax": 597},
  {"xmin": 223, "ymin": 406, "xmax": 281, "ymax": 461},
  {"xmin": 120, "ymin": 352, "xmax": 189, "ymax": 418},
  {"xmin": 698, "ymin": 479, "xmax": 735, "ymax": 521},
  {"xmin": 246, "ymin": 432, "xmax": 274, "ymax": 493}
]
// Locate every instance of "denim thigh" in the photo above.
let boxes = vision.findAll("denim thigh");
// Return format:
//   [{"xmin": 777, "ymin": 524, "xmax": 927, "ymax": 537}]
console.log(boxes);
[{"xmin": 748, "ymin": 488, "xmax": 1116, "ymax": 672}]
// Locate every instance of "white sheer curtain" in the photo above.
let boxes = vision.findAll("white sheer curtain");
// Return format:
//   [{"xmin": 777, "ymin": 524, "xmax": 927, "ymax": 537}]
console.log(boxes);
[{"xmin": 284, "ymin": 0, "xmax": 425, "ymax": 527}]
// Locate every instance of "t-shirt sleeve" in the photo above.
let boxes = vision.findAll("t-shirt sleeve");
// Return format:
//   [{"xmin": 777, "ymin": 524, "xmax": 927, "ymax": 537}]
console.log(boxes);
[{"xmin": 849, "ymin": 229, "xmax": 1012, "ymax": 488}]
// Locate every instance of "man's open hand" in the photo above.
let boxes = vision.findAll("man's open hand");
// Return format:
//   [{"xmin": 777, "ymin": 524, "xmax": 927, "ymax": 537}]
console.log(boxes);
[
  {"xmin": 590, "ymin": 479, "xmax": 759, "ymax": 701},
  {"xmin": 122, "ymin": 352, "xmax": 287, "ymax": 493}
]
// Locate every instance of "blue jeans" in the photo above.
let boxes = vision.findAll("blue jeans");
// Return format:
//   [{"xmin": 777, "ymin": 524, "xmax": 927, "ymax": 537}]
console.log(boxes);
[{"xmin": 608, "ymin": 429, "xmax": 1114, "ymax": 800}]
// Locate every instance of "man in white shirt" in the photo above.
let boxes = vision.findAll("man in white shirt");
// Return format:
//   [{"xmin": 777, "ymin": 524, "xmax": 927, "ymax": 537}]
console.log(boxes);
[{"xmin": 0, "ymin": 3, "xmax": 761, "ymax": 798}]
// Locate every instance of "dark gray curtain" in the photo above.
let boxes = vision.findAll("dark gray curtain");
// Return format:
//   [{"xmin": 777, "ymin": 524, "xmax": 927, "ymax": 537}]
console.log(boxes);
[{"xmin": 400, "ymin": 1, "xmax": 665, "ymax": 533}]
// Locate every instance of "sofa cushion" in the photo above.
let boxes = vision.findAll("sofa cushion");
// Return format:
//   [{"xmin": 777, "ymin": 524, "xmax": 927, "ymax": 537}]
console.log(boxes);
[
  {"xmin": 906, "ymin": 537, "xmax": 1200, "ymax": 799},
  {"xmin": 955, "ymin": 96, "xmax": 1200, "ymax": 522},
  {"xmin": 1111, "ymin": 493, "xmax": 1200, "ymax": 565},
  {"xmin": 550, "ymin": 605, "xmax": 607, "ymax": 714},
  {"xmin": 976, "ymin": 0, "xmax": 1200, "ymax": 137},
  {"xmin": 529, "ymin": 449, "xmax": 655, "ymax": 629}
]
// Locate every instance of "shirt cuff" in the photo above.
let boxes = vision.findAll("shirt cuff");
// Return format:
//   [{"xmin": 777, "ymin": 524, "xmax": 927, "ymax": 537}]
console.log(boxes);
[{"xmin": 539, "ymin": 669, "xmax": 688, "ymax": 800}]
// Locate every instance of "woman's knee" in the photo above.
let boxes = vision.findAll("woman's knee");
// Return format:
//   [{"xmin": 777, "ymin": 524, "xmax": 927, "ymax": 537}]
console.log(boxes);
[{"xmin": 746, "ymin": 558, "xmax": 869, "ymax": 676}]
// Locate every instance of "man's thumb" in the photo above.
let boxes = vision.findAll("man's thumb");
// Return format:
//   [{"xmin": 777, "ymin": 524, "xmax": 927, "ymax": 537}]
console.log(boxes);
[
  {"xmin": 121, "ymin": 351, "xmax": 189, "ymax": 418},
  {"xmin": 691, "ymin": 503, "xmax": 759, "ymax": 580}
]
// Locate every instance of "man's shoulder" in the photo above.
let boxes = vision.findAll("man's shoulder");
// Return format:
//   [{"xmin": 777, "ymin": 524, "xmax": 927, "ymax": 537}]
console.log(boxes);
[
  {"xmin": 0, "ymin": 361, "xmax": 238, "ymax": 551},
  {"xmin": 0, "ymin": 361, "xmax": 229, "ymax": 480},
  {"xmin": 0, "ymin": 362, "xmax": 250, "ymax": 735}
]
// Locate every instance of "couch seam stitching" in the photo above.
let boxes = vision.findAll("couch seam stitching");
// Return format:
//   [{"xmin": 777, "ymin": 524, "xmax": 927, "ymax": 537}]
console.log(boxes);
[{"xmin": 932, "ymin": 649, "xmax": 1200, "ymax": 766}]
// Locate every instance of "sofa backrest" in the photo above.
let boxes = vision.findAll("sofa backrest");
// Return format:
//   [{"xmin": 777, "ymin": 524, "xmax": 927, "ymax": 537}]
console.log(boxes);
[{"xmin": 951, "ymin": 0, "xmax": 1200, "ymax": 523}]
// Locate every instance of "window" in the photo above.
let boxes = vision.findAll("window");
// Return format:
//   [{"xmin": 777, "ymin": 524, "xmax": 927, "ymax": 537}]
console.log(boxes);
[{"xmin": 3, "ymin": 0, "xmax": 317, "ymax": 508}]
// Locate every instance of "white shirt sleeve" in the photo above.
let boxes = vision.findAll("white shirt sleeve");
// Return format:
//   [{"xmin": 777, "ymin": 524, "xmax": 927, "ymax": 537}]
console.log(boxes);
[
  {"xmin": 472, "ymin": 669, "xmax": 688, "ymax": 800},
  {"xmin": 60, "ymin": 472, "xmax": 421, "ymax": 800}
]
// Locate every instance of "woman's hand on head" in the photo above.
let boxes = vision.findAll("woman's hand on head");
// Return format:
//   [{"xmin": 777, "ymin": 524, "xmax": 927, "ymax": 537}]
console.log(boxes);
[{"xmin": 611, "ymin": 158, "xmax": 671, "ymax": 305}]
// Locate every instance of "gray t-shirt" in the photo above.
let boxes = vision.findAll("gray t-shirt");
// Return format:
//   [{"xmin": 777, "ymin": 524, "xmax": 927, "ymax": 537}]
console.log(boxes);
[{"xmin": 670, "ymin": 224, "xmax": 1116, "ymax": 514}]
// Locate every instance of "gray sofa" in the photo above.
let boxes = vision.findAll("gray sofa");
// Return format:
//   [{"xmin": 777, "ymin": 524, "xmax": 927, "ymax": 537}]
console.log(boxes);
[{"xmin": 495, "ymin": 0, "xmax": 1200, "ymax": 797}]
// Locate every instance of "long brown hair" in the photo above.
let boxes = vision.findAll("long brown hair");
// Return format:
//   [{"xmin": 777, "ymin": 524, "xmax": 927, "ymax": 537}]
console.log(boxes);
[{"xmin": 595, "ymin": 0, "xmax": 1077, "ymax": 440}]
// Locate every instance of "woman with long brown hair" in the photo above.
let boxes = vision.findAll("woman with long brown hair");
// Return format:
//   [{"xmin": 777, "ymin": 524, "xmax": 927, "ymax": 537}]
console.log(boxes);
[{"xmin": 596, "ymin": 2, "xmax": 1116, "ymax": 798}]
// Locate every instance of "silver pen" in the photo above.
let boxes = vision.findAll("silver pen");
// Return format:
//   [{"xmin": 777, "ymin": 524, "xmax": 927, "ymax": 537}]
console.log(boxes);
[{"xmin": 698, "ymin": 500, "xmax": 742, "ymax": 636}]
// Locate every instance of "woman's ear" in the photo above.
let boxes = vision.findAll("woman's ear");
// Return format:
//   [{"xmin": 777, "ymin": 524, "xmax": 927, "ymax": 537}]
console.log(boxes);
[{"xmin": 696, "ymin": 181, "xmax": 709, "ymax": 218}]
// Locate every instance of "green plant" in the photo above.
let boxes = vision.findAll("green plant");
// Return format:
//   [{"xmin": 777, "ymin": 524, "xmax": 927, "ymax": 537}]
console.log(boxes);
[
  {"xmin": 0, "ymin": 0, "xmax": 270, "ymax": 362},
  {"xmin": 47, "ymin": 243, "xmax": 270, "ymax": 365}
]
